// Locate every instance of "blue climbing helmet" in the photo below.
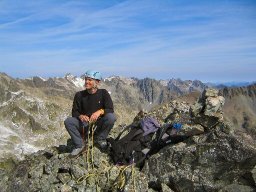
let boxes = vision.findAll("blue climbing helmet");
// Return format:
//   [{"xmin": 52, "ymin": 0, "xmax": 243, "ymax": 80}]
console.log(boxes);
[{"xmin": 84, "ymin": 70, "xmax": 102, "ymax": 81}]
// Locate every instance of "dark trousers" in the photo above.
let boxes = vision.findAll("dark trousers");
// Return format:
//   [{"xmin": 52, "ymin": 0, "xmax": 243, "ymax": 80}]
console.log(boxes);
[{"xmin": 64, "ymin": 113, "xmax": 116, "ymax": 148}]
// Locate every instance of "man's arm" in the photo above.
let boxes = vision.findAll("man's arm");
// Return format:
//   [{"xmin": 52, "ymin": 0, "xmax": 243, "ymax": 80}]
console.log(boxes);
[
  {"xmin": 102, "ymin": 89, "xmax": 114, "ymax": 114},
  {"xmin": 72, "ymin": 92, "xmax": 81, "ymax": 118}
]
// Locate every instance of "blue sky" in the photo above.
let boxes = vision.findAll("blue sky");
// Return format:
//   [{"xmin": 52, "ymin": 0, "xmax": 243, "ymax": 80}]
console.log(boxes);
[{"xmin": 0, "ymin": 0, "xmax": 255, "ymax": 82}]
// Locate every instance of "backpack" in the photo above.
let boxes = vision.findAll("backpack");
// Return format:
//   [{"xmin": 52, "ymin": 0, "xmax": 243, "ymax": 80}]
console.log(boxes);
[
  {"xmin": 148, "ymin": 123, "xmax": 189, "ymax": 156},
  {"xmin": 107, "ymin": 117, "xmax": 189, "ymax": 168},
  {"xmin": 107, "ymin": 117, "xmax": 160, "ymax": 168}
]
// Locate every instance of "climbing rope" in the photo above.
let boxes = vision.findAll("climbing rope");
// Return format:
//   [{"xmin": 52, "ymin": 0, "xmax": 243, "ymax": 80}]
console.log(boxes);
[
  {"xmin": 86, "ymin": 122, "xmax": 96, "ymax": 171},
  {"xmin": 111, "ymin": 163, "xmax": 137, "ymax": 191},
  {"xmin": 76, "ymin": 122, "xmax": 138, "ymax": 191},
  {"xmin": 75, "ymin": 122, "xmax": 98, "ymax": 185}
]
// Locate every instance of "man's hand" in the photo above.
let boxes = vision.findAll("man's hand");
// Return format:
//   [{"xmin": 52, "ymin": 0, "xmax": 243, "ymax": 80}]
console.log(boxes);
[
  {"xmin": 90, "ymin": 110, "xmax": 103, "ymax": 122},
  {"xmin": 79, "ymin": 115, "xmax": 90, "ymax": 122}
]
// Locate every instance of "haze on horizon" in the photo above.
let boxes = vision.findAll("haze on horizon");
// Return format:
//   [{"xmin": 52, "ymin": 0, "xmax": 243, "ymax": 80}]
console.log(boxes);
[{"xmin": 0, "ymin": 0, "xmax": 255, "ymax": 83}]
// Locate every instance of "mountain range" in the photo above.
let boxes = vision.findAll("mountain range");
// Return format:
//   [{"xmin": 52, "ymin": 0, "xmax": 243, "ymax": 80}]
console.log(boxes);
[{"xmin": 0, "ymin": 72, "xmax": 255, "ymax": 161}]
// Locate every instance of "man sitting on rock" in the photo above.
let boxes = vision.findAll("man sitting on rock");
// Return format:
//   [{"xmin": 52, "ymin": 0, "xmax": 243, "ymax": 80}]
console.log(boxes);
[{"xmin": 64, "ymin": 70, "xmax": 116, "ymax": 156}]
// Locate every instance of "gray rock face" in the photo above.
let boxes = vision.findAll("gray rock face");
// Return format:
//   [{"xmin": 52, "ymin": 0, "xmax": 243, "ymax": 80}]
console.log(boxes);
[
  {"xmin": 220, "ymin": 84, "xmax": 256, "ymax": 98},
  {"xmin": 136, "ymin": 78, "xmax": 173, "ymax": 104},
  {"xmin": 167, "ymin": 78, "xmax": 208, "ymax": 96},
  {"xmin": 219, "ymin": 84, "xmax": 256, "ymax": 141},
  {"xmin": 0, "ymin": 142, "xmax": 149, "ymax": 192},
  {"xmin": 143, "ymin": 130, "xmax": 256, "ymax": 191},
  {"xmin": 2, "ymin": 88, "xmax": 255, "ymax": 192}
]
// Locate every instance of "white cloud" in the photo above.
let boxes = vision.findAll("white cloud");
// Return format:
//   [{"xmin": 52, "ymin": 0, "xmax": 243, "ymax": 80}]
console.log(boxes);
[{"xmin": 0, "ymin": 0, "xmax": 255, "ymax": 82}]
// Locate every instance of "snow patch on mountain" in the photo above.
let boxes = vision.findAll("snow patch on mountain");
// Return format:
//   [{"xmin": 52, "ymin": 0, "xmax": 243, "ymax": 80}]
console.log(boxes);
[
  {"xmin": 105, "ymin": 76, "xmax": 136, "ymax": 85},
  {"xmin": 0, "ymin": 123, "xmax": 18, "ymax": 140},
  {"xmin": 14, "ymin": 143, "xmax": 43, "ymax": 158},
  {"xmin": 25, "ymin": 76, "xmax": 47, "ymax": 81},
  {"xmin": 64, "ymin": 74, "xmax": 84, "ymax": 88},
  {"xmin": 159, "ymin": 80, "xmax": 169, "ymax": 86},
  {"xmin": 0, "ymin": 90, "xmax": 25, "ymax": 107},
  {"xmin": 72, "ymin": 77, "xmax": 84, "ymax": 88}
]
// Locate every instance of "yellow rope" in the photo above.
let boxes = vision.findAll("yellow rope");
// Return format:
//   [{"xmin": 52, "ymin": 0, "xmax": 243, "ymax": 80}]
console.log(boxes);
[
  {"xmin": 90, "ymin": 122, "xmax": 95, "ymax": 170},
  {"xmin": 76, "ymin": 173, "xmax": 96, "ymax": 184},
  {"xmin": 76, "ymin": 122, "xmax": 138, "ymax": 191},
  {"xmin": 111, "ymin": 164, "xmax": 135, "ymax": 191},
  {"xmin": 131, "ymin": 163, "xmax": 136, "ymax": 192},
  {"xmin": 86, "ymin": 124, "xmax": 91, "ymax": 170},
  {"xmin": 76, "ymin": 122, "xmax": 99, "ymax": 186},
  {"xmin": 85, "ymin": 122, "xmax": 96, "ymax": 170}
]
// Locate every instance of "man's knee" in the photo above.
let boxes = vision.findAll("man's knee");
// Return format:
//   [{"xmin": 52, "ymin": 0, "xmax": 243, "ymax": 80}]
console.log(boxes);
[
  {"xmin": 104, "ymin": 113, "xmax": 116, "ymax": 124},
  {"xmin": 64, "ymin": 117, "xmax": 79, "ymax": 128}
]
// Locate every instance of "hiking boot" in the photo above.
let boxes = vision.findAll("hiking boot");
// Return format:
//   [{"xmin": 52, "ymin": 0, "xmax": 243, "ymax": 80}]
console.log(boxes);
[
  {"xmin": 97, "ymin": 139, "xmax": 108, "ymax": 150},
  {"xmin": 70, "ymin": 146, "xmax": 86, "ymax": 156}
]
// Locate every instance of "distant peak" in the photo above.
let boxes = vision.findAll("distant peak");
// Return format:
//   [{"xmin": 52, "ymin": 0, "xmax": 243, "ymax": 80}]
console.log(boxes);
[
  {"xmin": 104, "ymin": 76, "xmax": 136, "ymax": 85},
  {"xmin": 64, "ymin": 73, "xmax": 76, "ymax": 80},
  {"xmin": 32, "ymin": 76, "xmax": 47, "ymax": 81}
]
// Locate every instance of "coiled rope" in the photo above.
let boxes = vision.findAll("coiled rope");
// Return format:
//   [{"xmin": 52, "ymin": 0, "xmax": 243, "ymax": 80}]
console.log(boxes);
[{"xmin": 76, "ymin": 122, "xmax": 137, "ymax": 191}]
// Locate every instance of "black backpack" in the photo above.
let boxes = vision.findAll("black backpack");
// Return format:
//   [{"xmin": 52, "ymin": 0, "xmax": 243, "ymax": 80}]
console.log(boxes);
[
  {"xmin": 107, "ymin": 118, "xmax": 189, "ymax": 168},
  {"xmin": 107, "ymin": 117, "xmax": 159, "ymax": 167}
]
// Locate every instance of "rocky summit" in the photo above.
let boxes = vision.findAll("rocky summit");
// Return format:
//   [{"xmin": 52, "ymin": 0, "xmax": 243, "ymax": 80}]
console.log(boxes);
[{"xmin": 1, "ymin": 89, "xmax": 255, "ymax": 192}]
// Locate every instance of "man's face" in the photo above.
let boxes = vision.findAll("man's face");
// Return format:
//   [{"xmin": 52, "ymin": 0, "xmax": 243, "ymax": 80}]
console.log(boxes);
[{"xmin": 84, "ymin": 77, "xmax": 98, "ymax": 89}]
